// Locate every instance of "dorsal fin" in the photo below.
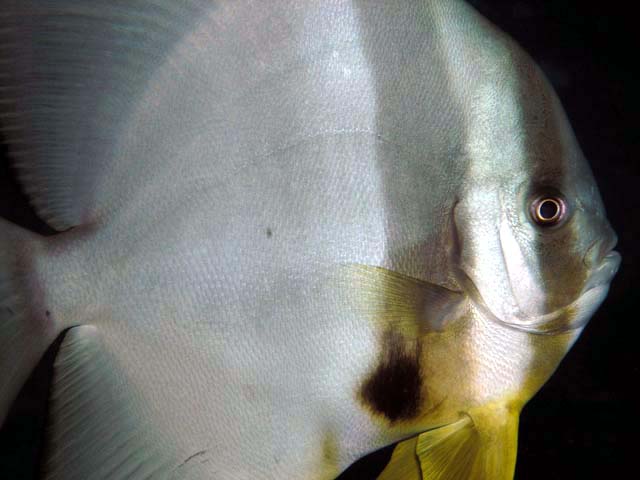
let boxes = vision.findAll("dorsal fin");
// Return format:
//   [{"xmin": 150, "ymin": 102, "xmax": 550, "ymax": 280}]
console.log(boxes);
[{"xmin": 0, "ymin": 0, "xmax": 208, "ymax": 230}]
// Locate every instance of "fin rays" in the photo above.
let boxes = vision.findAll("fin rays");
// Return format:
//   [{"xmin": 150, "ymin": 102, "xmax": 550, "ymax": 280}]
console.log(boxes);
[
  {"xmin": 343, "ymin": 264, "xmax": 465, "ymax": 337},
  {"xmin": 377, "ymin": 411, "xmax": 519, "ymax": 480},
  {"xmin": 43, "ymin": 326, "xmax": 177, "ymax": 479},
  {"xmin": 0, "ymin": 0, "xmax": 210, "ymax": 230}
]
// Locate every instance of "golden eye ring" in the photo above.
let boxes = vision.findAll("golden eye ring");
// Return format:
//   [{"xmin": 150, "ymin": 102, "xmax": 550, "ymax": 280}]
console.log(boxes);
[{"xmin": 530, "ymin": 196, "xmax": 566, "ymax": 226}]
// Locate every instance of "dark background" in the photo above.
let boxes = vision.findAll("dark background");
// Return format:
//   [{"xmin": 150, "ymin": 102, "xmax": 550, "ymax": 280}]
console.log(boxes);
[{"xmin": 1, "ymin": 1, "xmax": 636, "ymax": 479}]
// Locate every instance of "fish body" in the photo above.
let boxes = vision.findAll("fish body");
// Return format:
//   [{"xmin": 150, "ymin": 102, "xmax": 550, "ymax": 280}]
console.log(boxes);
[{"xmin": 0, "ymin": 1, "xmax": 619, "ymax": 479}]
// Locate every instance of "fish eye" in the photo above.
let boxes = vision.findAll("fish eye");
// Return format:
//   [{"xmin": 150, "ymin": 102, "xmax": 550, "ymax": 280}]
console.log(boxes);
[{"xmin": 530, "ymin": 195, "xmax": 567, "ymax": 227}]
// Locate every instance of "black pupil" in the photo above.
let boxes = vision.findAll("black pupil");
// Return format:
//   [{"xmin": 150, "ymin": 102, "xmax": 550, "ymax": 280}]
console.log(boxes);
[{"xmin": 539, "ymin": 199, "xmax": 559, "ymax": 220}]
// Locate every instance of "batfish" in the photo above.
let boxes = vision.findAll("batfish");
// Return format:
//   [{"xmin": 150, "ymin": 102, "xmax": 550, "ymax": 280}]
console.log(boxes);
[{"xmin": 0, "ymin": 1, "xmax": 620, "ymax": 478}]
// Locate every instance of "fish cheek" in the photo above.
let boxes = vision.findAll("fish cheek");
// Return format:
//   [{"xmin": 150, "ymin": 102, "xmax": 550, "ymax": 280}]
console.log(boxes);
[
  {"xmin": 359, "ymin": 330, "xmax": 423, "ymax": 423},
  {"xmin": 535, "ymin": 225, "xmax": 588, "ymax": 311}
]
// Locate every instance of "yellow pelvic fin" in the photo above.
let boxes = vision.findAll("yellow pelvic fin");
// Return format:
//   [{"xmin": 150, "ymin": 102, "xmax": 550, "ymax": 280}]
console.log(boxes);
[
  {"xmin": 378, "ymin": 410, "xmax": 519, "ymax": 480},
  {"xmin": 377, "ymin": 436, "xmax": 420, "ymax": 480}
]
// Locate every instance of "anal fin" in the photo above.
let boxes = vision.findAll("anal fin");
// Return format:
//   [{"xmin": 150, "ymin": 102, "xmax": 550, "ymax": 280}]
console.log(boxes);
[{"xmin": 43, "ymin": 326, "xmax": 178, "ymax": 480}]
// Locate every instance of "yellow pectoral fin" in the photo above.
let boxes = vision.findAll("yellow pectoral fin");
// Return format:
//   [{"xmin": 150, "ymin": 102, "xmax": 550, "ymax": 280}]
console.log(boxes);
[
  {"xmin": 378, "ymin": 411, "xmax": 519, "ymax": 480},
  {"xmin": 342, "ymin": 264, "xmax": 465, "ymax": 337}
]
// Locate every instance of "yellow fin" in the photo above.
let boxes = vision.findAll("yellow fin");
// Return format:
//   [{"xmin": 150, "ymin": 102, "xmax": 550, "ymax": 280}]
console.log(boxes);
[
  {"xmin": 343, "ymin": 264, "xmax": 465, "ymax": 337},
  {"xmin": 416, "ymin": 412, "xmax": 518, "ymax": 480},
  {"xmin": 377, "ymin": 436, "xmax": 421, "ymax": 480},
  {"xmin": 377, "ymin": 411, "xmax": 519, "ymax": 480},
  {"xmin": 414, "ymin": 416, "xmax": 479, "ymax": 479}
]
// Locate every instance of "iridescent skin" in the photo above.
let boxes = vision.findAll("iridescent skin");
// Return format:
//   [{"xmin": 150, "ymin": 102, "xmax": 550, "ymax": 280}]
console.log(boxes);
[{"xmin": 0, "ymin": 1, "xmax": 619, "ymax": 478}]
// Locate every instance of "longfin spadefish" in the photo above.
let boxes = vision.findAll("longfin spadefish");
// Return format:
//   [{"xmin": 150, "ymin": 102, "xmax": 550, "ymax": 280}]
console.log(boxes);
[
  {"xmin": 378, "ymin": 411, "xmax": 519, "ymax": 480},
  {"xmin": 43, "ymin": 326, "xmax": 177, "ymax": 479},
  {"xmin": 343, "ymin": 264, "xmax": 465, "ymax": 337},
  {"xmin": 0, "ymin": 0, "xmax": 209, "ymax": 230}
]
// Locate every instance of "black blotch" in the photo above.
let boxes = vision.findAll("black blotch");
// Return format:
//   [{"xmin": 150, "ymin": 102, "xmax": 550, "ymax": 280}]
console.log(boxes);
[
  {"xmin": 265, "ymin": 228, "xmax": 273, "ymax": 238},
  {"xmin": 45, "ymin": 310, "xmax": 50, "ymax": 318},
  {"xmin": 360, "ymin": 331, "xmax": 422, "ymax": 423}
]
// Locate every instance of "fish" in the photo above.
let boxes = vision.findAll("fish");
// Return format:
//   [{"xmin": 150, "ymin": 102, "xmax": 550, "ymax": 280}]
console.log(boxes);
[{"xmin": 0, "ymin": 0, "xmax": 620, "ymax": 479}]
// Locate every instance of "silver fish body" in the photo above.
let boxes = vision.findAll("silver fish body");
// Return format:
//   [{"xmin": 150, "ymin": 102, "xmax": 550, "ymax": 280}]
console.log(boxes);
[{"xmin": 0, "ymin": 1, "xmax": 619, "ymax": 479}]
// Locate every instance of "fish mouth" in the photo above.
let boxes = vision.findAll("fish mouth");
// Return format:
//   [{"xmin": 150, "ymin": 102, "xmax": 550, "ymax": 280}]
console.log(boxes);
[
  {"xmin": 582, "ymin": 251, "xmax": 621, "ymax": 293},
  {"xmin": 456, "ymin": 251, "xmax": 621, "ymax": 336},
  {"xmin": 511, "ymin": 250, "xmax": 620, "ymax": 335}
]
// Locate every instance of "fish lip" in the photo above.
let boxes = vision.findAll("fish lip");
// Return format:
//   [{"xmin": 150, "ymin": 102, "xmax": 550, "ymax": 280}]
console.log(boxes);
[{"xmin": 582, "ymin": 250, "xmax": 621, "ymax": 293}]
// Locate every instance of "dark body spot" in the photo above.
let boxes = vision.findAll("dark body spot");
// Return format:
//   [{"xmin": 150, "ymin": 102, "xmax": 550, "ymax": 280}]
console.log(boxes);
[
  {"xmin": 266, "ymin": 228, "xmax": 273, "ymax": 238},
  {"xmin": 360, "ymin": 330, "xmax": 422, "ymax": 423}
]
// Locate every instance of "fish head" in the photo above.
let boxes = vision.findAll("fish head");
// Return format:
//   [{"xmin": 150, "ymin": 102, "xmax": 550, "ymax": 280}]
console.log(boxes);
[
  {"xmin": 497, "ymin": 173, "xmax": 619, "ymax": 334},
  {"xmin": 450, "ymin": 56, "xmax": 620, "ymax": 336}
]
